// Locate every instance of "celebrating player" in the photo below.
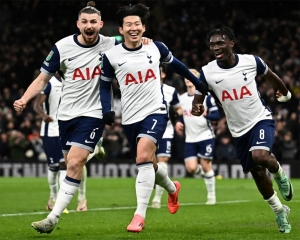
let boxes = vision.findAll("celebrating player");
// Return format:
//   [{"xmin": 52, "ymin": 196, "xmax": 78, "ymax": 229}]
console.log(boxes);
[
  {"xmin": 176, "ymin": 69, "xmax": 220, "ymax": 205},
  {"xmin": 151, "ymin": 65, "xmax": 182, "ymax": 209},
  {"xmin": 192, "ymin": 27, "xmax": 293, "ymax": 233},
  {"xmin": 100, "ymin": 3, "xmax": 207, "ymax": 233},
  {"xmin": 13, "ymin": 1, "xmax": 151, "ymax": 234}
]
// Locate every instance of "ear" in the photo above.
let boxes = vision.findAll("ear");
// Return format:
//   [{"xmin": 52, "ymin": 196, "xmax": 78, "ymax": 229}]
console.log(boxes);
[
  {"xmin": 230, "ymin": 40, "xmax": 234, "ymax": 48},
  {"xmin": 76, "ymin": 20, "xmax": 80, "ymax": 29},
  {"xmin": 143, "ymin": 24, "xmax": 146, "ymax": 33},
  {"xmin": 119, "ymin": 26, "xmax": 123, "ymax": 35},
  {"xmin": 99, "ymin": 21, "xmax": 104, "ymax": 29}
]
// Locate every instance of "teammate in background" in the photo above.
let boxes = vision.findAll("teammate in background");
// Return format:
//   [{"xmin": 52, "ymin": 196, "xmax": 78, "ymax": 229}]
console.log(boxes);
[
  {"xmin": 192, "ymin": 27, "xmax": 293, "ymax": 233},
  {"xmin": 13, "ymin": 1, "xmax": 151, "ymax": 234},
  {"xmin": 100, "ymin": 3, "xmax": 207, "ymax": 233},
  {"xmin": 176, "ymin": 69, "xmax": 220, "ymax": 205},
  {"xmin": 33, "ymin": 72, "xmax": 104, "ymax": 212},
  {"xmin": 151, "ymin": 65, "xmax": 182, "ymax": 209}
]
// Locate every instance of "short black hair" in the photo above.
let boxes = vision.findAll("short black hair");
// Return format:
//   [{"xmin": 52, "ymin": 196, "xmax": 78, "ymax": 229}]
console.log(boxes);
[
  {"xmin": 207, "ymin": 27, "xmax": 236, "ymax": 42},
  {"xmin": 116, "ymin": 3, "xmax": 150, "ymax": 27},
  {"xmin": 78, "ymin": 1, "xmax": 101, "ymax": 18}
]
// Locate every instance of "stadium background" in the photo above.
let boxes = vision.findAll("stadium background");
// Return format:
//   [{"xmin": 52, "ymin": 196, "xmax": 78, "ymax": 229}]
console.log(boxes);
[{"xmin": 0, "ymin": 0, "xmax": 299, "ymax": 177}]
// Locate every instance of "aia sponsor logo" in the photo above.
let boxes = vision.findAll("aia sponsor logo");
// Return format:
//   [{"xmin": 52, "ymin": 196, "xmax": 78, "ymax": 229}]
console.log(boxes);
[
  {"xmin": 72, "ymin": 66, "xmax": 101, "ymax": 80},
  {"xmin": 125, "ymin": 69, "xmax": 157, "ymax": 85},
  {"xmin": 221, "ymin": 86, "xmax": 252, "ymax": 101}
]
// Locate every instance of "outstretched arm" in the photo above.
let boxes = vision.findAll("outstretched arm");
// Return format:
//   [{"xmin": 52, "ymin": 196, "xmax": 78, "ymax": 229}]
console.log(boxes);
[
  {"xmin": 264, "ymin": 68, "xmax": 291, "ymax": 102},
  {"xmin": 14, "ymin": 72, "xmax": 51, "ymax": 112}
]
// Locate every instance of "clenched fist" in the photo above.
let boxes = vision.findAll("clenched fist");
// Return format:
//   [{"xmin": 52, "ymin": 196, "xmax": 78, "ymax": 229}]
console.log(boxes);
[
  {"xmin": 191, "ymin": 103, "xmax": 205, "ymax": 116},
  {"xmin": 13, "ymin": 99, "xmax": 26, "ymax": 112}
]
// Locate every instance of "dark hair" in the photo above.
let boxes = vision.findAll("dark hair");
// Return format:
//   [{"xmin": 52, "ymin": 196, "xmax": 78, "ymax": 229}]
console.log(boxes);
[
  {"xmin": 116, "ymin": 3, "xmax": 150, "ymax": 27},
  {"xmin": 78, "ymin": 1, "xmax": 101, "ymax": 17},
  {"xmin": 207, "ymin": 27, "xmax": 236, "ymax": 42}
]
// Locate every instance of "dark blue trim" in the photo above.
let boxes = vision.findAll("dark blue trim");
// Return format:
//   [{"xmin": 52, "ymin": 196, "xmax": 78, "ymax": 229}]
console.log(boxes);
[
  {"xmin": 73, "ymin": 34, "xmax": 100, "ymax": 48},
  {"xmin": 217, "ymin": 54, "xmax": 239, "ymax": 69},
  {"xmin": 100, "ymin": 80, "xmax": 112, "ymax": 114},
  {"xmin": 65, "ymin": 175, "xmax": 81, "ymax": 184},
  {"xmin": 121, "ymin": 43, "xmax": 143, "ymax": 51},
  {"xmin": 136, "ymin": 161, "xmax": 153, "ymax": 167},
  {"xmin": 254, "ymin": 55, "xmax": 267, "ymax": 75},
  {"xmin": 153, "ymin": 41, "xmax": 170, "ymax": 60}
]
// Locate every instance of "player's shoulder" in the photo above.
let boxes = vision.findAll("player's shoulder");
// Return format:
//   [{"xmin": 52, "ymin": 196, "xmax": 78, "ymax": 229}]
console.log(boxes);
[
  {"xmin": 237, "ymin": 53, "xmax": 256, "ymax": 61},
  {"xmin": 202, "ymin": 60, "xmax": 218, "ymax": 71},
  {"xmin": 179, "ymin": 92, "xmax": 188, "ymax": 100},
  {"xmin": 55, "ymin": 35, "xmax": 75, "ymax": 48},
  {"xmin": 99, "ymin": 34, "xmax": 117, "ymax": 45}
]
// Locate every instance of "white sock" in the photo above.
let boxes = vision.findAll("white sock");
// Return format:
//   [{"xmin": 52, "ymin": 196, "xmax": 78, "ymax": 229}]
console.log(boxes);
[
  {"xmin": 203, "ymin": 170, "xmax": 216, "ymax": 199},
  {"xmin": 78, "ymin": 165, "xmax": 87, "ymax": 201},
  {"xmin": 270, "ymin": 162, "xmax": 283, "ymax": 179},
  {"xmin": 265, "ymin": 191, "xmax": 283, "ymax": 214},
  {"xmin": 152, "ymin": 162, "xmax": 168, "ymax": 203},
  {"xmin": 155, "ymin": 163, "xmax": 176, "ymax": 194},
  {"xmin": 48, "ymin": 169, "xmax": 58, "ymax": 199},
  {"xmin": 134, "ymin": 163, "xmax": 155, "ymax": 219},
  {"xmin": 48, "ymin": 176, "xmax": 80, "ymax": 222},
  {"xmin": 59, "ymin": 170, "xmax": 67, "ymax": 189}
]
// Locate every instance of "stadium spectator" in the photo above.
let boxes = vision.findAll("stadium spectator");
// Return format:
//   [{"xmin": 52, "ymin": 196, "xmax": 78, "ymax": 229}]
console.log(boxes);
[
  {"xmin": 215, "ymin": 134, "xmax": 238, "ymax": 162},
  {"xmin": 0, "ymin": 132, "xmax": 11, "ymax": 160},
  {"xmin": 280, "ymin": 131, "xmax": 298, "ymax": 161}
]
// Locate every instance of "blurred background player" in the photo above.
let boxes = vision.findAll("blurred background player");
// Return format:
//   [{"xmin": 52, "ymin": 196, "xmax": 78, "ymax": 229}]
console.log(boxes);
[
  {"xmin": 176, "ymin": 69, "xmax": 220, "ymax": 205},
  {"xmin": 151, "ymin": 65, "xmax": 182, "ymax": 209},
  {"xmin": 192, "ymin": 27, "xmax": 293, "ymax": 233},
  {"xmin": 33, "ymin": 72, "xmax": 105, "ymax": 212},
  {"xmin": 100, "ymin": 3, "xmax": 207, "ymax": 233}
]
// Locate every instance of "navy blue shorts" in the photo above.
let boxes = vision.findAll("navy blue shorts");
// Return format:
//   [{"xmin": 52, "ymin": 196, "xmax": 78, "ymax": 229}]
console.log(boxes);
[
  {"xmin": 123, "ymin": 113, "xmax": 168, "ymax": 158},
  {"xmin": 41, "ymin": 136, "xmax": 64, "ymax": 167},
  {"xmin": 157, "ymin": 138, "xmax": 172, "ymax": 157},
  {"xmin": 234, "ymin": 119, "xmax": 275, "ymax": 173},
  {"xmin": 184, "ymin": 138, "xmax": 215, "ymax": 161},
  {"xmin": 58, "ymin": 117, "xmax": 104, "ymax": 154}
]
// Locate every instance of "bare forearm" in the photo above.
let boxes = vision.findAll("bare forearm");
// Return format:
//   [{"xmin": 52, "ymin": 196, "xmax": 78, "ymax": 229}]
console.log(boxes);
[
  {"xmin": 265, "ymin": 70, "xmax": 288, "ymax": 95},
  {"xmin": 22, "ymin": 79, "xmax": 48, "ymax": 103}
]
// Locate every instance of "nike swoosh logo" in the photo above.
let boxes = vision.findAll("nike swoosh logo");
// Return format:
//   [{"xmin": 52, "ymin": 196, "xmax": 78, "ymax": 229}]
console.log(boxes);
[
  {"xmin": 284, "ymin": 183, "xmax": 293, "ymax": 201},
  {"xmin": 215, "ymin": 79, "xmax": 224, "ymax": 84},
  {"xmin": 68, "ymin": 57, "xmax": 77, "ymax": 61},
  {"xmin": 256, "ymin": 141, "xmax": 266, "ymax": 144},
  {"xmin": 138, "ymin": 181, "xmax": 148, "ymax": 184},
  {"xmin": 147, "ymin": 130, "xmax": 156, "ymax": 134},
  {"xmin": 65, "ymin": 192, "xmax": 74, "ymax": 196},
  {"xmin": 118, "ymin": 62, "xmax": 127, "ymax": 66},
  {"xmin": 85, "ymin": 140, "xmax": 94, "ymax": 143}
]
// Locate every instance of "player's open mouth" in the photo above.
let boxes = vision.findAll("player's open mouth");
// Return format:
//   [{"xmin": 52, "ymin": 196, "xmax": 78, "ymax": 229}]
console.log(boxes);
[
  {"xmin": 215, "ymin": 53, "xmax": 223, "ymax": 59},
  {"xmin": 85, "ymin": 31, "xmax": 94, "ymax": 39},
  {"xmin": 129, "ymin": 33, "xmax": 138, "ymax": 38}
]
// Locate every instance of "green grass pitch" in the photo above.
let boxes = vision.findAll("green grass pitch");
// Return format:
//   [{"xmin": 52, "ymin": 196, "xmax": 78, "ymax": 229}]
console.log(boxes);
[{"xmin": 0, "ymin": 178, "xmax": 299, "ymax": 239}]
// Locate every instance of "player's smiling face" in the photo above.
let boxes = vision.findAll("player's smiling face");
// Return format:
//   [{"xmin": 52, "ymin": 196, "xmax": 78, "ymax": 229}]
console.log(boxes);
[
  {"xmin": 119, "ymin": 16, "xmax": 145, "ymax": 48},
  {"xmin": 209, "ymin": 34, "xmax": 234, "ymax": 63},
  {"xmin": 77, "ymin": 13, "xmax": 103, "ymax": 45}
]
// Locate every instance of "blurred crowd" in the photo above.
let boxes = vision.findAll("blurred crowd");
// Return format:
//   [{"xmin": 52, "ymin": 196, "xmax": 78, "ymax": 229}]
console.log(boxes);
[{"xmin": 0, "ymin": 0, "xmax": 299, "ymax": 162}]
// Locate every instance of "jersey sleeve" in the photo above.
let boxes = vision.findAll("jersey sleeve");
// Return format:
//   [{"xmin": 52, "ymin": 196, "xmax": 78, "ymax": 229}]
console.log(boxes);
[
  {"xmin": 194, "ymin": 69, "xmax": 210, "ymax": 95},
  {"xmin": 254, "ymin": 55, "xmax": 268, "ymax": 76},
  {"xmin": 170, "ymin": 89, "xmax": 180, "ymax": 107},
  {"xmin": 153, "ymin": 41, "xmax": 173, "ymax": 63},
  {"xmin": 205, "ymin": 95, "xmax": 221, "ymax": 121},
  {"xmin": 40, "ymin": 45, "xmax": 61, "ymax": 77},
  {"xmin": 100, "ymin": 54, "xmax": 114, "ymax": 114},
  {"xmin": 41, "ymin": 82, "xmax": 52, "ymax": 95},
  {"xmin": 100, "ymin": 54, "xmax": 115, "ymax": 82}
]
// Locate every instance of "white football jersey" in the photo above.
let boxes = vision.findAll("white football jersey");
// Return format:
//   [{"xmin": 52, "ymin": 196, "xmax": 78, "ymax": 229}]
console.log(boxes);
[
  {"xmin": 40, "ymin": 34, "xmax": 117, "ymax": 120},
  {"xmin": 101, "ymin": 42, "xmax": 172, "ymax": 124},
  {"xmin": 162, "ymin": 83, "xmax": 180, "ymax": 138},
  {"xmin": 40, "ymin": 76, "xmax": 62, "ymax": 137},
  {"xmin": 180, "ymin": 93, "xmax": 216, "ymax": 142},
  {"xmin": 200, "ymin": 54, "xmax": 272, "ymax": 137}
]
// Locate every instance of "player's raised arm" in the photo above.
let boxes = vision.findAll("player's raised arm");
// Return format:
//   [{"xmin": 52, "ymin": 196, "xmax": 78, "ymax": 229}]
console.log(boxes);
[
  {"xmin": 153, "ymin": 41, "xmax": 208, "ymax": 95},
  {"xmin": 264, "ymin": 68, "xmax": 291, "ymax": 102},
  {"xmin": 13, "ymin": 72, "xmax": 51, "ymax": 112},
  {"xmin": 99, "ymin": 54, "xmax": 115, "ymax": 125}
]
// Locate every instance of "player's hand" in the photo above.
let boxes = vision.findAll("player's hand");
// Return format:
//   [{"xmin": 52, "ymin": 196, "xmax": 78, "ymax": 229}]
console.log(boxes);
[
  {"xmin": 13, "ymin": 99, "xmax": 26, "ymax": 112},
  {"xmin": 276, "ymin": 90, "xmax": 291, "ymax": 102},
  {"xmin": 103, "ymin": 111, "xmax": 115, "ymax": 126},
  {"xmin": 141, "ymin": 37, "xmax": 153, "ymax": 45},
  {"xmin": 175, "ymin": 122, "xmax": 184, "ymax": 136},
  {"xmin": 42, "ymin": 114, "xmax": 53, "ymax": 123},
  {"xmin": 202, "ymin": 109, "xmax": 207, "ymax": 117},
  {"xmin": 191, "ymin": 103, "xmax": 205, "ymax": 116}
]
